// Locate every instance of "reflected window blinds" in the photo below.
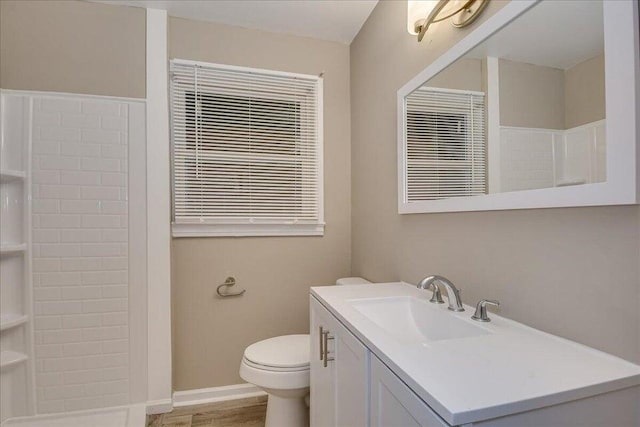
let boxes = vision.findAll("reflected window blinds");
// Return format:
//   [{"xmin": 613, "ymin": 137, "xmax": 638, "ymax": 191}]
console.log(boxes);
[
  {"xmin": 169, "ymin": 61, "xmax": 323, "ymax": 237},
  {"xmin": 405, "ymin": 87, "xmax": 486, "ymax": 201}
]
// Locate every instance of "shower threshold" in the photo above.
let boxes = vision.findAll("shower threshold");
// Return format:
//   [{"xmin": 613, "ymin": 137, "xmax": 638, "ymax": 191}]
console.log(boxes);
[{"xmin": 1, "ymin": 404, "xmax": 146, "ymax": 427}]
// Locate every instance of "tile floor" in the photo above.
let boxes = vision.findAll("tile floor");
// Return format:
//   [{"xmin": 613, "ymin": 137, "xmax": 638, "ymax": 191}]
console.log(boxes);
[{"xmin": 147, "ymin": 396, "xmax": 267, "ymax": 427}]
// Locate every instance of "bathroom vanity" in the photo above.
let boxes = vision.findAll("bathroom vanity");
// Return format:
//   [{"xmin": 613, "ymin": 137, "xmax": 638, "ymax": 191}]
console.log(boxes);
[{"xmin": 309, "ymin": 283, "xmax": 640, "ymax": 427}]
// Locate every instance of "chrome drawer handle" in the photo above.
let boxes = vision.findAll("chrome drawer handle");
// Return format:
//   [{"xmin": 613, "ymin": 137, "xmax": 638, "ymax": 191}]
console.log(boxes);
[{"xmin": 322, "ymin": 329, "xmax": 334, "ymax": 368}]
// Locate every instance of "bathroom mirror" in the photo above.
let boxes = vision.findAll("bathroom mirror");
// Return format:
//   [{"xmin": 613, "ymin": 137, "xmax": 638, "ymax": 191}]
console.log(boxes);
[{"xmin": 398, "ymin": 0, "xmax": 639, "ymax": 213}]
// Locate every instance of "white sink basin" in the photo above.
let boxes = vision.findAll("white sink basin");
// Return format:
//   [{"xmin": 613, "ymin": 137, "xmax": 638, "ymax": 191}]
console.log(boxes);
[{"xmin": 349, "ymin": 296, "xmax": 490, "ymax": 345}]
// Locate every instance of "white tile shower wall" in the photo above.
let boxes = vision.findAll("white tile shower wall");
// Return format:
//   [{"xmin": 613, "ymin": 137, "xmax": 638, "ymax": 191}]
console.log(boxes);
[
  {"xmin": 31, "ymin": 97, "xmax": 130, "ymax": 414},
  {"xmin": 500, "ymin": 128, "xmax": 557, "ymax": 192},
  {"xmin": 499, "ymin": 121, "xmax": 606, "ymax": 192},
  {"xmin": 562, "ymin": 121, "xmax": 607, "ymax": 185}
]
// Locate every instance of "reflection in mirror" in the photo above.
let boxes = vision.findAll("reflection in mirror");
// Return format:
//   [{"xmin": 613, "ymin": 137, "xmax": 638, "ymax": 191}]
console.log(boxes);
[{"xmin": 404, "ymin": 0, "xmax": 605, "ymax": 201}]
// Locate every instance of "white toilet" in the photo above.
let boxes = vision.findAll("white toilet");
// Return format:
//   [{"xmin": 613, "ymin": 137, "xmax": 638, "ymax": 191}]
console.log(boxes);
[{"xmin": 239, "ymin": 277, "xmax": 370, "ymax": 427}]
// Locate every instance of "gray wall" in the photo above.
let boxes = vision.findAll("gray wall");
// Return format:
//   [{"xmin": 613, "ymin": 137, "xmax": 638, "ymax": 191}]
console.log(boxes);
[
  {"xmin": 169, "ymin": 17, "xmax": 352, "ymax": 390},
  {"xmin": 565, "ymin": 54, "xmax": 606, "ymax": 129},
  {"xmin": 427, "ymin": 58, "xmax": 483, "ymax": 92},
  {"xmin": 0, "ymin": 0, "xmax": 145, "ymax": 98},
  {"xmin": 350, "ymin": 0, "xmax": 640, "ymax": 364},
  {"xmin": 499, "ymin": 59, "xmax": 565, "ymax": 129},
  {"xmin": 1, "ymin": 0, "xmax": 351, "ymax": 393},
  {"xmin": 497, "ymin": 54, "xmax": 606, "ymax": 130}
]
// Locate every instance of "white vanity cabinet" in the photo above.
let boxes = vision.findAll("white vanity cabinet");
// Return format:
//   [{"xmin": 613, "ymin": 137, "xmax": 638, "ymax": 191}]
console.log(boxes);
[
  {"xmin": 310, "ymin": 297, "xmax": 369, "ymax": 427},
  {"xmin": 311, "ymin": 296, "xmax": 449, "ymax": 427},
  {"xmin": 310, "ymin": 288, "xmax": 640, "ymax": 427}
]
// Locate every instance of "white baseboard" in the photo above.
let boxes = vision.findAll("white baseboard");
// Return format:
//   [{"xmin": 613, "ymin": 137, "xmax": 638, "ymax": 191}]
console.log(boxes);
[
  {"xmin": 146, "ymin": 398, "xmax": 173, "ymax": 415},
  {"xmin": 172, "ymin": 383, "xmax": 266, "ymax": 408}
]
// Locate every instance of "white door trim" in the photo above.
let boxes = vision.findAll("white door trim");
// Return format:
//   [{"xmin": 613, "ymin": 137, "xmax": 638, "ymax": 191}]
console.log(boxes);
[{"xmin": 146, "ymin": 7, "xmax": 173, "ymax": 411}]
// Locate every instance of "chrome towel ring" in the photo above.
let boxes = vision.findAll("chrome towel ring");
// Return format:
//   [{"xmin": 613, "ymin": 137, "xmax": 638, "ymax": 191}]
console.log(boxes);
[{"xmin": 216, "ymin": 276, "xmax": 246, "ymax": 297}]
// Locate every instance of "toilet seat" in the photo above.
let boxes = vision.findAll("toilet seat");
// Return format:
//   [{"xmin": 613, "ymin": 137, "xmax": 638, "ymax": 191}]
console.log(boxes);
[
  {"xmin": 240, "ymin": 334, "xmax": 311, "ymax": 391},
  {"xmin": 242, "ymin": 357, "xmax": 310, "ymax": 373},
  {"xmin": 240, "ymin": 357, "xmax": 310, "ymax": 390},
  {"xmin": 243, "ymin": 334, "xmax": 310, "ymax": 370}
]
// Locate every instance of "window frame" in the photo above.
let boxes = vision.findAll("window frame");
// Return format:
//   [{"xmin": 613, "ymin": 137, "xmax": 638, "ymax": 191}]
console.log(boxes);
[{"xmin": 169, "ymin": 59, "xmax": 324, "ymax": 237}]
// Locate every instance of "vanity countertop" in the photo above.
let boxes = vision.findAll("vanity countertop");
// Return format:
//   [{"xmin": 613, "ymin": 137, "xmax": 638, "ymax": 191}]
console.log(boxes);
[{"xmin": 310, "ymin": 282, "xmax": 640, "ymax": 425}]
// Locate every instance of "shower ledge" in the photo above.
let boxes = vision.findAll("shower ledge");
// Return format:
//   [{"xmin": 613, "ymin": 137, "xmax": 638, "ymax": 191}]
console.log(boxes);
[
  {"xmin": 0, "ymin": 244, "xmax": 27, "ymax": 254},
  {"xmin": 0, "ymin": 351, "xmax": 28, "ymax": 370},
  {"xmin": 0, "ymin": 315, "xmax": 28, "ymax": 332},
  {"xmin": 0, "ymin": 170, "xmax": 26, "ymax": 182}
]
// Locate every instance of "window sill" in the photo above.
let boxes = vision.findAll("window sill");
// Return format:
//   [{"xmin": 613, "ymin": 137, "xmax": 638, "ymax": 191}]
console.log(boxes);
[{"xmin": 171, "ymin": 223, "xmax": 325, "ymax": 238}]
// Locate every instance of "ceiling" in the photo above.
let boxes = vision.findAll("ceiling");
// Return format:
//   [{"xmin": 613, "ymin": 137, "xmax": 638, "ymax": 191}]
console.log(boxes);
[
  {"xmin": 90, "ymin": 0, "xmax": 378, "ymax": 44},
  {"xmin": 467, "ymin": 0, "xmax": 604, "ymax": 70}
]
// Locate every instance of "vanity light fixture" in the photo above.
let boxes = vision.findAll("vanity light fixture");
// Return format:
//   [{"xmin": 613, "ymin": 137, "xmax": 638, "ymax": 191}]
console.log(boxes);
[{"xmin": 407, "ymin": 0, "xmax": 489, "ymax": 42}]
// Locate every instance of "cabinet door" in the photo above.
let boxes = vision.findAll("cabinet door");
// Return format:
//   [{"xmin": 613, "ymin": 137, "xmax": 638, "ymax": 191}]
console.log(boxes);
[
  {"xmin": 370, "ymin": 355, "xmax": 450, "ymax": 427},
  {"xmin": 333, "ymin": 311, "xmax": 368, "ymax": 427},
  {"xmin": 311, "ymin": 296, "xmax": 368, "ymax": 427},
  {"xmin": 310, "ymin": 298, "xmax": 335, "ymax": 427}
]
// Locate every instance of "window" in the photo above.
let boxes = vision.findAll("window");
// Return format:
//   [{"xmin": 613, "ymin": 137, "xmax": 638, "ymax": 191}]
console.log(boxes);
[
  {"xmin": 403, "ymin": 87, "xmax": 485, "ymax": 202},
  {"xmin": 169, "ymin": 60, "xmax": 323, "ymax": 237}
]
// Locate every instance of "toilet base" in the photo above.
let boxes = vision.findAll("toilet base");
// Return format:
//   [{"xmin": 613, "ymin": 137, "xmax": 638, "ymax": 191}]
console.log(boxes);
[{"xmin": 265, "ymin": 393, "xmax": 309, "ymax": 427}]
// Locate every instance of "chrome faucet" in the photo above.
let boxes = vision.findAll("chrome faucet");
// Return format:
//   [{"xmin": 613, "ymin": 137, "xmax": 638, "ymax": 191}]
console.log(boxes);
[
  {"xmin": 417, "ymin": 275, "xmax": 465, "ymax": 312},
  {"xmin": 471, "ymin": 299, "xmax": 500, "ymax": 322}
]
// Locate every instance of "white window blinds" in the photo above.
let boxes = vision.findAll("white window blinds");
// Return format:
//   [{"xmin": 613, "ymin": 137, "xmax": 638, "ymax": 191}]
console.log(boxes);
[
  {"xmin": 170, "ymin": 60, "xmax": 323, "ymax": 237},
  {"xmin": 404, "ymin": 87, "xmax": 486, "ymax": 202}
]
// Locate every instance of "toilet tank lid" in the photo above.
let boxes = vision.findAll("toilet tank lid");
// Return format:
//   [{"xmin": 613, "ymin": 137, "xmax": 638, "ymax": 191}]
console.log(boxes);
[
  {"xmin": 336, "ymin": 277, "xmax": 371, "ymax": 286},
  {"xmin": 244, "ymin": 334, "xmax": 309, "ymax": 369}
]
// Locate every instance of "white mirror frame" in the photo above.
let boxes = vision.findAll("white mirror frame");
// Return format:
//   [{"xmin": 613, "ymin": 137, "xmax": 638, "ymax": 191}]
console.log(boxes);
[{"xmin": 398, "ymin": 0, "xmax": 640, "ymax": 214}]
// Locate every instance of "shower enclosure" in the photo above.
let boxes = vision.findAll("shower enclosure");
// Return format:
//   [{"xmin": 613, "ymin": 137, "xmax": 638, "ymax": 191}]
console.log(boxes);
[{"xmin": 0, "ymin": 91, "xmax": 147, "ymax": 425}]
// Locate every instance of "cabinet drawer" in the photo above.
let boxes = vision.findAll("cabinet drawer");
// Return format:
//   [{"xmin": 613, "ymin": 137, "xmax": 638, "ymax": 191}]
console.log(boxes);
[{"xmin": 370, "ymin": 355, "xmax": 450, "ymax": 427}]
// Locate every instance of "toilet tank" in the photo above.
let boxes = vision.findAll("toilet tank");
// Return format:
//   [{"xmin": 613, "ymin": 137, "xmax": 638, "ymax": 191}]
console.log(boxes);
[{"xmin": 335, "ymin": 277, "xmax": 371, "ymax": 286}]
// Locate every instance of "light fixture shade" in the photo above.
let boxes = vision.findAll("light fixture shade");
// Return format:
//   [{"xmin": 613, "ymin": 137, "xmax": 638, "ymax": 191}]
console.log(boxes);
[{"xmin": 407, "ymin": 0, "xmax": 439, "ymax": 35}]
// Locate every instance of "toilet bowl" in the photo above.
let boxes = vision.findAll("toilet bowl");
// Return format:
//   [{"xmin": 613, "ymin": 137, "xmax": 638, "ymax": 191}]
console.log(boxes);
[
  {"xmin": 240, "ymin": 277, "xmax": 370, "ymax": 427},
  {"xmin": 240, "ymin": 334, "xmax": 310, "ymax": 427}
]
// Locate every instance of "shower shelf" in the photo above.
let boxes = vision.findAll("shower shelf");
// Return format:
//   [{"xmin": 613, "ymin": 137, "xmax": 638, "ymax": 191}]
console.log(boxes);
[
  {"xmin": 1, "ymin": 93, "xmax": 34, "ymax": 420},
  {"xmin": 0, "ymin": 315, "xmax": 29, "ymax": 332},
  {"xmin": 0, "ymin": 351, "xmax": 28, "ymax": 370},
  {"xmin": 0, "ymin": 169, "xmax": 26, "ymax": 182},
  {"xmin": 0, "ymin": 244, "xmax": 27, "ymax": 254}
]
